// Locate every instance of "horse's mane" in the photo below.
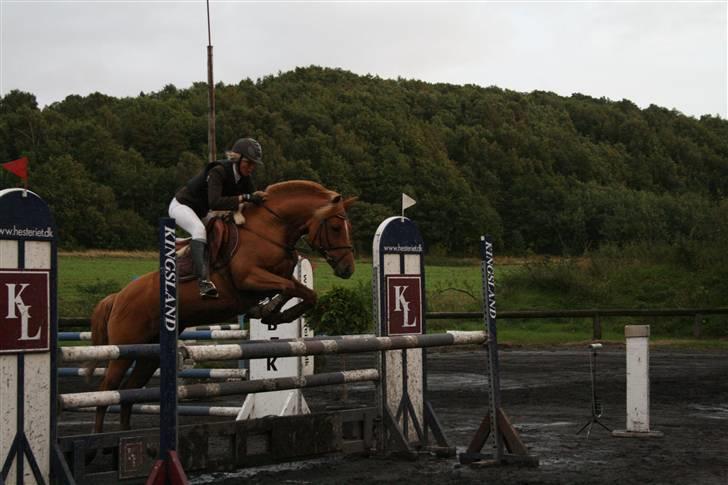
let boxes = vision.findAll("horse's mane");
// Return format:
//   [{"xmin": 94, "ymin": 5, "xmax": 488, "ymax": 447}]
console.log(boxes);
[{"xmin": 264, "ymin": 180, "xmax": 336, "ymax": 199}]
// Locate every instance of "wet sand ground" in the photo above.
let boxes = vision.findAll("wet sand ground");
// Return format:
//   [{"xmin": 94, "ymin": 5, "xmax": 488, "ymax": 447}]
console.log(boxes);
[{"xmin": 59, "ymin": 346, "xmax": 728, "ymax": 484}]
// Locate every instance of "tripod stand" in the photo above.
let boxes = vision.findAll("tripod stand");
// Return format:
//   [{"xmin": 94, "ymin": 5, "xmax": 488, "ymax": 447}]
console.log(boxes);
[{"xmin": 576, "ymin": 343, "xmax": 611, "ymax": 438}]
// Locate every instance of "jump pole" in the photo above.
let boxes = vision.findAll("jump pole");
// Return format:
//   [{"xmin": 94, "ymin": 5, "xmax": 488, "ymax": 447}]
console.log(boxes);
[{"xmin": 146, "ymin": 218, "xmax": 188, "ymax": 485}]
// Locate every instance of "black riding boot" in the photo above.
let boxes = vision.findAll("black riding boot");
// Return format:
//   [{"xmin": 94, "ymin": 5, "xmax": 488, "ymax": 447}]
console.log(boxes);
[{"xmin": 191, "ymin": 239, "xmax": 218, "ymax": 298}]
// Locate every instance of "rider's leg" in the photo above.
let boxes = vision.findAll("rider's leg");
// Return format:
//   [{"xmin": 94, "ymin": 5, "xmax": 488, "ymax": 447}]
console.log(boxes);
[
  {"xmin": 168, "ymin": 198, "xmax": 218, "ymax": 298},
  {"xmin": 190, "ymin": 239, "xmax": 218, "ymax": 297}
]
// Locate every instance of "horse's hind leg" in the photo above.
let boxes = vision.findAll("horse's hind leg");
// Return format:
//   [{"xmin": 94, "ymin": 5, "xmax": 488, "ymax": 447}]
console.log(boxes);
[
  {"xmin": 86, "ymin": 359, "xmax": 133, "ymax": 464},
  {"xmin": 93, "ymin": 359, "xmax": 134, "ymax": 434},
  {"xmin": 119, "ymin": 357, "xmax": 160, "ymax": 430}
]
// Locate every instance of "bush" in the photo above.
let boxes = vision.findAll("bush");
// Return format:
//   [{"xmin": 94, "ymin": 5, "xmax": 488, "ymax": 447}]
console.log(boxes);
[{"xmin": 306, "ymin": 283, "xmax": 373, "ymax": 336}]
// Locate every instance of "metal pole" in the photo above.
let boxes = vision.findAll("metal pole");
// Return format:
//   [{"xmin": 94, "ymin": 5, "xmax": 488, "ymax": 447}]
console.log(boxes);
[
  {"xmin": 206, "ymin": 0, "xmax": 217, "ymax": 162},
  {"xmin": 158, "ymin": 218, "xmax": 178, "ymax": 462},
  {"xmin": 481, "ymin": 235, "xmax": 503, "ymax": 462},
  {"xmin": 59, "ymin": 369, "xmax": 380, "ymax": 409},
  {"xmin": 183, "ymin": 331, "xmax": 487, "ymax": 362}
]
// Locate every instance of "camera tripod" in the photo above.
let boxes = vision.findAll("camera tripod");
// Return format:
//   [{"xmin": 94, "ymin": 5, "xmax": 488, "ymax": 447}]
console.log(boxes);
[{"xmin": 576, "ymin": 343, "xmax": 611, "ymax": 438}]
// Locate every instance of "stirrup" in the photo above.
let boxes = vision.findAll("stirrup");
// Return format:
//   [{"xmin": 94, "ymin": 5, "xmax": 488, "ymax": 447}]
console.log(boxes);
[{"xmin": 198, "ymin": 279, "xmax": 219, "ymax": 298}]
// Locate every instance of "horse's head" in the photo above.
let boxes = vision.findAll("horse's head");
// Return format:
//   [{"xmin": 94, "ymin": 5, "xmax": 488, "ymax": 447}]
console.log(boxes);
[{"xmin": 305, "ymin": 194, "xmax": 357, "ymax": 279}]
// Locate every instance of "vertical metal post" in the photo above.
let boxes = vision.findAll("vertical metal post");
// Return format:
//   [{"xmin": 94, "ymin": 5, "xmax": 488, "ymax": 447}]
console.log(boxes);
[
  {"xmin": 206, "ymin": 0, "xmax": 217, "ymax": 162},
  {"xmin": 158, "ymin": 218, "xmax": 178, "ymax": 460},
  {"xmin": 481, "ymin": 235, "xmax": 503, "ymax": 462}
]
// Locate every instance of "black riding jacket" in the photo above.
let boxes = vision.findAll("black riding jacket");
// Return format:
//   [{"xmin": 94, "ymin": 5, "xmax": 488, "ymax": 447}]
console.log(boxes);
[{"xmin": 175, "ymin": 161, "xmax": 256, "ymax": 218}]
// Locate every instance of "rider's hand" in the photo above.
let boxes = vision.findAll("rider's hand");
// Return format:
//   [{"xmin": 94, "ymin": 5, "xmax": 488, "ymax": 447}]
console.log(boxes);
[{"xmin": 245, "ymin": 191, "xmax": 267, "ymax": 205}]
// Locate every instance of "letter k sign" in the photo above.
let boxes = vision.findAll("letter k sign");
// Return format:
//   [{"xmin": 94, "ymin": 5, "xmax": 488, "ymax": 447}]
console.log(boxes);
[
  {"xmin": 393, "ymin": 286, "xmax": 417, "ymax": 328},
  {"xmin": 386, "ymin": 276, "xmax": 422, "ymax": 335},
  {"xmin": 6, "ymin": 283, "xmax": 40, "ymax": 340},
  {"xmin": 0, "ymin": 271, "xmax": 49, "ymax": 352}
]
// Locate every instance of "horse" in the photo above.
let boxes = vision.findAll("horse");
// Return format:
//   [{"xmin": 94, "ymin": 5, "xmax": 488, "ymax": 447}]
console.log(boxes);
[{"xmin": 85, "ymin": 180, "xmax": 356, "ymax": 435}]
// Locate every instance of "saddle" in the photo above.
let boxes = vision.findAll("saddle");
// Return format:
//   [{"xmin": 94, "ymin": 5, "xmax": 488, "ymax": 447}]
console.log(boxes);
[{"xmin": 176, "ymin": 214, "xmax": 240, "ymax": 282}]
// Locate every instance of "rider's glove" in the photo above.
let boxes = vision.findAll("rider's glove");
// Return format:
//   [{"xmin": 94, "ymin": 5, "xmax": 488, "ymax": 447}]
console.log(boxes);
[{"xmin": 244, "ymin": 192, "xmax": 266, "ymax": 205}]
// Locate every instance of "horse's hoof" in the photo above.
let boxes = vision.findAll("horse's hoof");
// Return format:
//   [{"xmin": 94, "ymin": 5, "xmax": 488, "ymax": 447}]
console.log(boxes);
[{"xmin": 263, "ymin": 294, "xmax": 284, "ymax": 311}]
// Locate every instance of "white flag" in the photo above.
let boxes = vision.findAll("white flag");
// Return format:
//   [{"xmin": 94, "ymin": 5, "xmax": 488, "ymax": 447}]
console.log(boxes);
[{"xmin": 402, "ymin": 193, "xmax": 416, "ymax": 211}]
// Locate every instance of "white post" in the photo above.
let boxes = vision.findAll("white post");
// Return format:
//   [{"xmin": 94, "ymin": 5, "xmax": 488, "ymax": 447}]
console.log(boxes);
[{"xmin": 613, "ymin": 325, "xmax": 663, "ymax": 438}]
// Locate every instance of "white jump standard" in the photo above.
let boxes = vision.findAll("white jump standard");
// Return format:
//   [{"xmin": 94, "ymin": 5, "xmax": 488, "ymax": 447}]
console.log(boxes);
[
  {"xmin": 613, "ymin": 325, "xmax": 663, "ymax": 438},
  {"xmin": 0, "ymin": 189, "xmax": 58, "ymax": 485}
]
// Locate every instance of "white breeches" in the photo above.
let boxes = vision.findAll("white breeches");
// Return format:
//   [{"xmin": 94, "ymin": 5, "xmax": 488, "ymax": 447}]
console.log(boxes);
[{"xmin": 168, "ymin": 198, "xmax": 207, "ymax": 241}]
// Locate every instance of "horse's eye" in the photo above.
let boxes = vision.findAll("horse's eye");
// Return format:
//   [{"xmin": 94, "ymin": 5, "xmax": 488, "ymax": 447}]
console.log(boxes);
[{"xmin": 331, "ymin": 225, "xmax": 342, "ymax": 233}]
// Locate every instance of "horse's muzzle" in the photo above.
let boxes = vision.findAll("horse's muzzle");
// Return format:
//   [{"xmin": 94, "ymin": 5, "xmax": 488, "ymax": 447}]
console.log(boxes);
[{"xmin": 334, "ymin": 261, "xmax": 355, "ymax": 279}]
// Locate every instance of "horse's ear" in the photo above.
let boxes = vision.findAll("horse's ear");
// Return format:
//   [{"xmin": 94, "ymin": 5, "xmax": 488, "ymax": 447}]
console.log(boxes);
[{"xmin": 343, "ymin": 196, "xmax": 358, "ymax": 209}]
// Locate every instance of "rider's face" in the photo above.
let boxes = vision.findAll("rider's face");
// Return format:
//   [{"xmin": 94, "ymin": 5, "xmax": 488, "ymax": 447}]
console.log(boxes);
[{"xmin": 239, "ymin": 159, "xmax": 256, "ymax": 177}]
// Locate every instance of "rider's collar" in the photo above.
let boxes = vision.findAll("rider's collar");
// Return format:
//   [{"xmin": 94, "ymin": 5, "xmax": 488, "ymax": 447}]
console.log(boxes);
[{"xmin": 232, "ymin": 162, "xmax": 241, "ymax": 183}]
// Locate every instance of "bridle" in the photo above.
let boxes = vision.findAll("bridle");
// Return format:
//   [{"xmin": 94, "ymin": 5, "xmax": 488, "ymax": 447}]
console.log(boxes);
[{"xmin": 306, "ymin": 212, "xmax": 354, "ymax": 268}]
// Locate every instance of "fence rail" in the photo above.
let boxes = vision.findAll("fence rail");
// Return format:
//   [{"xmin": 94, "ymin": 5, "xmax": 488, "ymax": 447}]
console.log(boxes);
[
  {"xmin": 428, "ymin": 308, "xmax": 728, "ymax": 339},
  {"xmin": 58, "ymin": 307, "xmax": 728, "ymax": 340}
]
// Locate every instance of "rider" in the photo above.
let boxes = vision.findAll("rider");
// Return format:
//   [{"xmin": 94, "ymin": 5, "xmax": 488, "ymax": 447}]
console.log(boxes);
[{"xmin": 169, "ymin": 137, "xmax": 267, "ymax": 298}]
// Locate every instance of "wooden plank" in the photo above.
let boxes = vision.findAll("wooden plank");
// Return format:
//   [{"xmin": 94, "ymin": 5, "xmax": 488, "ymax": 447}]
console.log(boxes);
[
  {"xmin": 465, "ymin": 415, "xmax": 491, "ymax": 454},
  {"xmin": 496, "ymin": 408, "xmax": 529, "ymax": 455},
  {"xmin": 58, "ymin": 409, "xmax": 378, "ymax": 483}
]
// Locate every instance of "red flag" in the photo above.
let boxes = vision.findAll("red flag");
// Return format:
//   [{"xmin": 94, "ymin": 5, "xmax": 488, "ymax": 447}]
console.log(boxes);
[{"xmin": 2, "ymin": 157, "xmax": 28, "ymax": 182}]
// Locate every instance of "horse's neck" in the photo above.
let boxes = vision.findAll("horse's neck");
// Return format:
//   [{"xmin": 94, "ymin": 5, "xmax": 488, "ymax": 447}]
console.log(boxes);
[
  {"xmin": 273, "ymin": 195, "xmax": 327, "ymax": 225},
  {"xmin": 248, "ymin": 192, "xmax": 328, "ymax": 243}
]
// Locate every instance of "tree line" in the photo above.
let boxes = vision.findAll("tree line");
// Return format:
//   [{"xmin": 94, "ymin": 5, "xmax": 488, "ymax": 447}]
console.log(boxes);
[{"xmin": 1, "ymin": 66, "xmax": 727, "ymax": 255}]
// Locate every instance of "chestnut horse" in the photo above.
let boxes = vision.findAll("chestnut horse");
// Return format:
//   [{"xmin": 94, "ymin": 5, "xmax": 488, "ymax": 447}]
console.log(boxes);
[{"xmin": 86, "ymin": 180, "xmax": 356, "ymax": 434}]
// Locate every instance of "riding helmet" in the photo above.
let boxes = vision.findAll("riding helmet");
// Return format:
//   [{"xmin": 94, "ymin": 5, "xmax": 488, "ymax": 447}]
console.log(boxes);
[{"xmin": 231, "ymin": 138, "xmax": 263, "ymax": 165}]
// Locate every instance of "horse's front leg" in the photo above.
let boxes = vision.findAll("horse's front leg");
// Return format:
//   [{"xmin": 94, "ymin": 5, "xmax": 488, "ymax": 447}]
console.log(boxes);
[
  {"xmin": 262, "ymin": 279, "xmax": 316, "ymax": 325},
  {"xmin": 240, "ymin": 268, "xmax": 317, "ymax": 325},
  {"xmin": 247, "ymin": 293, "xmax": 290, "ymax": 320}
]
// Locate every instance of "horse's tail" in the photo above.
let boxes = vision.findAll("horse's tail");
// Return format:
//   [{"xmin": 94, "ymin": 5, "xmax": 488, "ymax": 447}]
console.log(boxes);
[{"xmin": 82, "ymin": 293, "xmax": 116, "ymax": 383}]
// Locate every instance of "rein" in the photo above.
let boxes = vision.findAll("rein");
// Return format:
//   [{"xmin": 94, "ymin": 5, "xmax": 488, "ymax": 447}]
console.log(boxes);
[
  {"xmin": 239, "ymin": 203, "xmax": 297, "ymax": 256},
  {"xmin": 237, "ymin": 201, "xmax": 353, "ymax": 267}
]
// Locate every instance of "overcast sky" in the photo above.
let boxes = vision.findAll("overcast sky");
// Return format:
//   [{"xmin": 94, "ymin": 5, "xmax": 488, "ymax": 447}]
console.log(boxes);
[{"xmin": 1, "ymin": 1, "xmax": 726, "ymax": 119}]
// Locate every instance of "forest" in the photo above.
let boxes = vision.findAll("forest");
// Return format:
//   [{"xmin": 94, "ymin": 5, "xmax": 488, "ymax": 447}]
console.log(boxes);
[{"xmin": 2, "ymin": 66, "xmax": 727, "ymax": 256}]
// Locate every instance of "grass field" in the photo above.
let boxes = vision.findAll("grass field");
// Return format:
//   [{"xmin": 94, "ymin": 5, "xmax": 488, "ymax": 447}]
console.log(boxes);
[
  {"xmin": 58, "ymin": 253, "xmax": 491, "ymax": 317},
  {"xmin": 58, "ymin": 252, "xmax": 726, "ymax": 348}
]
